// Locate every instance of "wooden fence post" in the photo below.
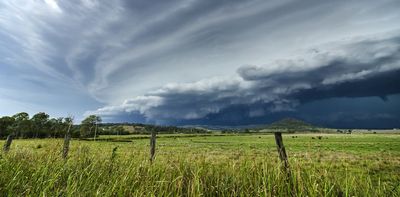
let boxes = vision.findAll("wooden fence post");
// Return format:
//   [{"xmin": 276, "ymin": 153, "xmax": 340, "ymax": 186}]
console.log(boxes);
[
  {"xmin": 150, "ymin": 130, "xmax": 157, "ymax": 163},
  {"xmin": 62, "ymin": 123, "xmax": 72, "ymax": 159},
  {"xmin": 3, "ymin": 134, "xmax": 13, "ymax": 152},
  {"xmin": 93, "ymin": 122, "xmax": 98, "ymax": 141},
  {"xmin": 274, "ymin": 132, "xmax": 296, "ymax": 195},
  {"xmin": 274, "ymin": 132, "xmax": 290, "ymax": 170}
]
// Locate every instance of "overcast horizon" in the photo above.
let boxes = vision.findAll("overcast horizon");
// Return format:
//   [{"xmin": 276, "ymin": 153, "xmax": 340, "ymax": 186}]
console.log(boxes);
[{"xmin": 1, "ymin": 0, "xmax": 400, "ymax": 128}]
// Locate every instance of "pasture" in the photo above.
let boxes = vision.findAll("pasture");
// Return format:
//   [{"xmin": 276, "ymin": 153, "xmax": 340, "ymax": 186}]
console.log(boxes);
[{"xmin": 1, "ymin": 133, "xmax": 399, "ymax": 196}]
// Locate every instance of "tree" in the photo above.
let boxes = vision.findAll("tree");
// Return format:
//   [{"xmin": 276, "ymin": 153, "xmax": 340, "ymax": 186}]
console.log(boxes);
[
  {"xmin": 80, "ymin": 115, "xmax": 102, "ymax": 139},
  {"xmin": 48, "ymin": 117, "xmax": 64, "ymax": 138},
  {"xmin": 31, "ymin": 112, "xmax": 50, "ymax": 138},
  {"xmin": 62, "ymin": 117, "xmax": 74, "ymax": 137},
  {"xmin": 0, "ymin": 116, "xmax": 15, "ymax": 138},
  {"xmin": 12, "ymin": 112, "xmax": 31, "ymax": 138},
  {"xmin": 1, "ymin": 113, "xmax": 77, "ymax": 139},
  {"xmin": 114, "ymin": 126, "xmax": 125, "ymax": 136}
]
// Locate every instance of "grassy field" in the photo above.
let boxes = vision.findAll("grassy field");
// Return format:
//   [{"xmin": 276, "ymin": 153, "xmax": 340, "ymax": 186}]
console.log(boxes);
[{"xmin": 1, "ymin": 133, "xmax": 399, "ymax": 196}]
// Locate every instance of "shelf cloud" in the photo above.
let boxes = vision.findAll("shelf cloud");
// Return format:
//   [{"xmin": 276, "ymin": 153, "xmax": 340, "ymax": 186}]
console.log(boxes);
[
  {"xmin": 1, "ymin": 0, "xmax": 400, "ymax": 127},
  {"xmin": 89, "ymin": 34, "xmax": 400, "ymax": 125}
]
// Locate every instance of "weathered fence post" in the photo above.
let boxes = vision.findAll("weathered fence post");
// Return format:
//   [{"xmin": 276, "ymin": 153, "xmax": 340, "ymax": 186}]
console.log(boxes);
[
  {"xmin": 274, "ymin": 132, "xmax": 290, "ymax": 171},
  {"xmin": 62, "ymin": 118, "xmax": 73, "ymax": 159},
  {"xmin": 62, "ymin": 124, "xmax": 72, "ymax": 159},
  {"xmin": 150, "ymin": 130, "xmax": 157, "ymax": 163},
  {"xmin": 3, "ymin": 134, "xmax": 13, "ymax": 152},
  {"xmin": 93, "ymin": 122, "xmax": 98, "ymax": 141},
  {"xmin": 274, "ymin": 132, "xmax": 296, "ymax": 196}
]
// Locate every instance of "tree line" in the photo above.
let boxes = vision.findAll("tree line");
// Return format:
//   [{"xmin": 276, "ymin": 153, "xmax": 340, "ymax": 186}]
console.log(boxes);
[
  {"xmin": 0, "ymin": 112, "xmax": 209, "ymax": 139},
  {"xmin": 0, "ymin": 112, "xmax": 104, "ymax": 139}
]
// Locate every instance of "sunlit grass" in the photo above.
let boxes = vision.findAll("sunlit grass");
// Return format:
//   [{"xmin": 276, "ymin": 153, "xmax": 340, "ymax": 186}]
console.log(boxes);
[{"xmin": 0, "ymin": 133, "xmax": 399, "ymax": 196}]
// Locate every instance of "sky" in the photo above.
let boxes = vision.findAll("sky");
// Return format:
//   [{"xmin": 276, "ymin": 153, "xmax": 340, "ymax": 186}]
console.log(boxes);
[{"xmin": 0, "ymin": 0, "xmax": 400, "ymax": 128}]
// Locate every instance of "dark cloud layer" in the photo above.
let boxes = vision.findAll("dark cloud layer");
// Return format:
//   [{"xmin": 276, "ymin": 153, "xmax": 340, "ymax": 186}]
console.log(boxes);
[
  {"xmin": 92, "ymin": 34, "xmax": 400, "ymax": 127},
  {"xmin": 1, "ymin": 0, "xmax": 400, "ymax": 126}
]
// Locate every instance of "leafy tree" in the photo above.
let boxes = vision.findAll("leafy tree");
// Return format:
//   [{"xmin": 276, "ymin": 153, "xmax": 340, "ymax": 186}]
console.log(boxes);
[
  {"xmin": 80, "ymin": 115, "xmax": 102, "ymax": 138},
  {"xmin": 61, "ymin": 117, "xmax": 75, "ymax": 137},
  {"xmin": 48, "ymin": 117, "xmax": 64, "ymax": 138},
  {"xmin": 0, "ymin": 116, "xmax": 15, "ymax": 138},
  {"xmin": 31, "ymin": 112, "xmax": 50, "ymax": 138},
  {"xmin": 63, "ymin": 117, "xmax": 74, "ymax": 131},
  {"xmin": 12, "ymin": 112, "xmax": 31, "ymax": 138},
  {"xmin": 114, "ymin": 126, "xmax": 125, "ymax": 135}
]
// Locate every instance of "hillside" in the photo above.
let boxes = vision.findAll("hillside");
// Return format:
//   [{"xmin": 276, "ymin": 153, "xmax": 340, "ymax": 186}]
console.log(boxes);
[{"xmin": 257, "ymin": 118, "xmax": 319, "ymax": 132}]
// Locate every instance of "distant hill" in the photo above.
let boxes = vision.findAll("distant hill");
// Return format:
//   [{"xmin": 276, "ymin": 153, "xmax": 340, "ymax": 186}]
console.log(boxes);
[
  {"xmin": 180, "ymin": 124, "xmax": 260, "ymax": 131},
  {"xmin": 181, "ymin": 118, "xmax": 321, "ymax": 132},
  {"xmin": 257, "ymin": 118, "xmax": 319, "ymax": 132}
]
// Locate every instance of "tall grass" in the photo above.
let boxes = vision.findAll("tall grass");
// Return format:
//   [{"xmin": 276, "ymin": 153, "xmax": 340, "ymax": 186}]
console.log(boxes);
[{"xmin": 0, "ymin": 135, "xmax": 399, "ymax": 196}]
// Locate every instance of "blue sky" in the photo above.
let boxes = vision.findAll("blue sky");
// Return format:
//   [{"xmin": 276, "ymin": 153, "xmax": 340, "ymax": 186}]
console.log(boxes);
[{"xmin": 0, "ymin": 0, "xmax": 400, "ymax": 128}]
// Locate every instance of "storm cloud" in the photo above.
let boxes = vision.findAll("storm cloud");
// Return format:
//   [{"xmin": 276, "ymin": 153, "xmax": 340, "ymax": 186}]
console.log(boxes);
[
  {"xmin": 1, "ymin": 0, "xmax": 400, "ymax": 127},
  {"xmin": 90, "ymin": 34, "xmax": 400, "ymax": 126}
]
